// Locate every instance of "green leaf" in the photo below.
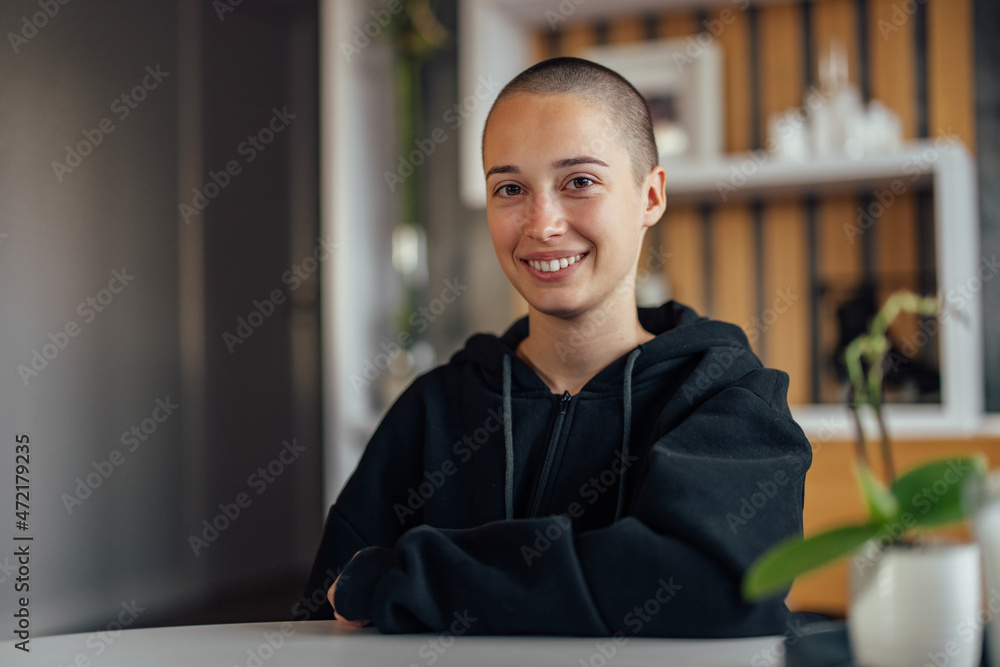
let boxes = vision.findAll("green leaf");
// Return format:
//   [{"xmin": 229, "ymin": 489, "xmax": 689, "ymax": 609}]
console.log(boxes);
[
  {"xmin": 890, "ymin": 456, "xmax": 987, "ymax": 528},
  {"xmin": 742, "ymin": 524, "xmax": 884, "ymax": 601},
  {"xmin": 857, "ymin": 463, "xmax": 899, "ymax": 523}
]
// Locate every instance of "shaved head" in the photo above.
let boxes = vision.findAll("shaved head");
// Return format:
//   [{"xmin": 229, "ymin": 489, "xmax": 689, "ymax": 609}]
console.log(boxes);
[{"xmin": 483, "ymin": 57, "xmax": 658, "ymax": 185}]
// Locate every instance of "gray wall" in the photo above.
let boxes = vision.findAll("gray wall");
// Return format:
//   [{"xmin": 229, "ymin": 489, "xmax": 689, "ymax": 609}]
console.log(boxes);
[{"xmin": 0, "ymin": 0, "xmax": 322, "ymax": 636}]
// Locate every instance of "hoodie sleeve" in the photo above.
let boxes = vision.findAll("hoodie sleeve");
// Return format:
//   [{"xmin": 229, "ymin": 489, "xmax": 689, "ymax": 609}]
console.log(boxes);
[
  {"xmin": 329, "ymin": 368, "xmax": 812, "ymax": 637},
  {"xmin": 298, "ymin": 376, "xmax": 430, "ymax": 619}
]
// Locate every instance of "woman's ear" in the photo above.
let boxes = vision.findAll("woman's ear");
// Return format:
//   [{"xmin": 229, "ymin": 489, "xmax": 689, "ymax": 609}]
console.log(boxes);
[{"xmin": 641, "ymin": 165, "xmax": 667, "ymax": 228}]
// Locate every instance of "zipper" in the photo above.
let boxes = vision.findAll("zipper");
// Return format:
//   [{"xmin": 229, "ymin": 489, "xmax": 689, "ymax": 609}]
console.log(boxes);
[{"xmin": 529, "ymin": 391, "xmax": 572, "ymax": 517}]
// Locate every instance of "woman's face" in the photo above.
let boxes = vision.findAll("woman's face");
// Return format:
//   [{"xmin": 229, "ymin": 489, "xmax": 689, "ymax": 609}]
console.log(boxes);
[{"xmin": 482, "ymin": 92, "xmax": 665, "ymax": 321}]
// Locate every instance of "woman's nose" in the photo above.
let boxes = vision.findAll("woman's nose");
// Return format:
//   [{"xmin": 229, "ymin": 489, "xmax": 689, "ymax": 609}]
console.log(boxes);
[{"xmin": 522, "ymin": 192, "xmax": 567, "ymax": 241}]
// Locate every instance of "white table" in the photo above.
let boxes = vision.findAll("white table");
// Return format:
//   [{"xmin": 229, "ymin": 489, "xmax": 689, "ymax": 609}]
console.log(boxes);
[{"xmin": 1, "ymin": 621, "xmax": 785, "ymax": 666}]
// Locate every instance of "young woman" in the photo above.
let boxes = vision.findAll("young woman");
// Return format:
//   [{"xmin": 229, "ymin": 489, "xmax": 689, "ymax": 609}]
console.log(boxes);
[{"xmin": 302, "ymin": 57, "xmax": 812, "ymax": 638}]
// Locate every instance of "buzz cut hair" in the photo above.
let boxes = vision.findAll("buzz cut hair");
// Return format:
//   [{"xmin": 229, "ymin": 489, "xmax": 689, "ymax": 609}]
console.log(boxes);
[{"xmin": 482, "ymin": 56, "xmax": 659, "ymax": 185}]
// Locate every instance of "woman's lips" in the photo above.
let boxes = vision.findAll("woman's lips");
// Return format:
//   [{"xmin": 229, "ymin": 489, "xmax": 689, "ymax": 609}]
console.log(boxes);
[{"xmin": 521, "ymin": 252, "xmax": 588, "ymax": 279}]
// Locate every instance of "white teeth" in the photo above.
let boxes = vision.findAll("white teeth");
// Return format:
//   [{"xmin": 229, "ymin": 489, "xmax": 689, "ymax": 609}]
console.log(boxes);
[{"xmin": 527, "ymin": 254, "xmax": 584, "ymax": 272}]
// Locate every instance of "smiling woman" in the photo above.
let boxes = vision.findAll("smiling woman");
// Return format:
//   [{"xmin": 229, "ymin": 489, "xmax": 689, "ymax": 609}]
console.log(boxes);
[
  {"xmin": 481, "ymin": 84, "xmax": 665, "ymax": 394},
  {"xmin": 304, "ymin": 56, "xmax": 812, "ymax": 640}
]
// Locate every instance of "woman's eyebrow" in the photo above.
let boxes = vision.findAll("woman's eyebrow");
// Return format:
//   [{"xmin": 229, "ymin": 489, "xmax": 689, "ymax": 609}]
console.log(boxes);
[
  {"xmin": 552, "ymin": 156, "xmax": 609, "ymax": 169},
  {"xmin": 486, "ymin": 156, "xmax": 609, "ymax": 180},
  {"xmin": 485, "ymin": 165, "xmax": 519, "ymax": 179}
]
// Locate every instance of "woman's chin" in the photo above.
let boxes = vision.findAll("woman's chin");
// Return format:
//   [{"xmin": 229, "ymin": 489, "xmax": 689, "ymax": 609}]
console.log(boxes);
[{"xmin": 521, "ymin": 292, "xmax": 592, "ymax": 321}]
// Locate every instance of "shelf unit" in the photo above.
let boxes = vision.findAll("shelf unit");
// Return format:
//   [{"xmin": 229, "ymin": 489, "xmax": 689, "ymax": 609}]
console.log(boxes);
[
  {"xmin": 664, "ymin": 140, "xmax": 944, "ymax": 203},
  {"xmin": 458, "ymin": 0, "xmax": 984, "ymax": 437},
  {"xmin": 657, "ymin": 140, "xmax": 982, "ymax": 436}
]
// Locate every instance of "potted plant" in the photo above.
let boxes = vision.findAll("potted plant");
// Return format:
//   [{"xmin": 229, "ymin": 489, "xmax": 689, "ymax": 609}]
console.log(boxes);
[{"xmin": 742, "ymin": 291, "xmax": 987, "ymax": 667}]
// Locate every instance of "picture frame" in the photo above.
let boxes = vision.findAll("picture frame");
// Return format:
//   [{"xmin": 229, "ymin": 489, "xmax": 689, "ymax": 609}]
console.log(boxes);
[{"xmin": 581, "ymin": 38, "xmax": 724, "ymax": 162}]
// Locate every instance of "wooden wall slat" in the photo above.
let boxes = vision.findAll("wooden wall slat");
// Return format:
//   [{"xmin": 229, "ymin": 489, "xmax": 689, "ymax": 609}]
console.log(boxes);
[
  {"xmin": 711, "ymin": 205, "xmax": 759, "ymax": 354},
  {"xmin": 760, "ymin": 2, "xmax": 805, "ymax": 135},
  {"xmin": 818, "ymin": 197, "xmax": 863, "ymax": 402},
  {"xmin": 532, "ymin": 30, "xmax": 552, "ymax": 64},
  {"xmin": 763, "ymin": 201, "xmax": 811, "ymax": 404},
  {"xmin": 819, "ymin": 198, "xmax": 864, "ymax": 283},
  {"xmin": 927, "ymin": 0, "xmax": 975, "ymax": 147},
  {"xmin": 609, "ymin": 16, "xmax": 645, "ymax": 44},
  {"xmin": 812, "ymin": 0, "xmax": 861, "ymax": 403},
  {"xmin": 876, "ymin": 195, "xmax": 921, "ymax": 348},
  {"xmin": 713, "ymin": 6, "xmax": 752, "ymax": 154},
  {"xmin": 869, "ymin": 0, "xmax": 921, "ymax": 357},
  {"xmin": 561, "ymin": 22, "xmax": 597, "ymax": 57},
  {"xmin": 812, "ymin": 0, "xmax": 859, "ymax": 89},
  {"xmin": 662, "ymin": 205, "xmax": 706, "ymax": 314},
  {"xmin": 657, "ymin": 12, "xmax": 698, "ymax": 40},
  {"xmin": 709, "ymin": 7, "xmax": 756, "ymax": 350},
  {"xmin": 870, "ymin": 0, "xmax": 917, "ymax": 139},
  {"xmin": 759, "ymin": 3, "xmax": 809, "ymax": 402}
]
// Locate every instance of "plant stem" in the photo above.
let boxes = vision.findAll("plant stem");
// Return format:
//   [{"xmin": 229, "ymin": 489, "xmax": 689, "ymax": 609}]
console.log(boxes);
[
  {"xmin": 847, "ymin": 393, "xmax": 869, "ymax": 468},
  {"xmin": 873, "ymin": 401, "xmax": 895, "ymax": 484}
]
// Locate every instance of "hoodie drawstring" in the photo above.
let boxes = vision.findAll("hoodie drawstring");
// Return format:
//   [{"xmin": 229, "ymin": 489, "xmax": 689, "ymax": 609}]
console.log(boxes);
[
  {"xmin": 502, "ymin": 353, "xmax": 514, "ymax": 521},
  {"xmin": 501, "ymin": 347, "xmax": 642, "ymax": 522},
  {"xmin": 615, "ymin": 347, "xmax": 642, "ymax": 520}
]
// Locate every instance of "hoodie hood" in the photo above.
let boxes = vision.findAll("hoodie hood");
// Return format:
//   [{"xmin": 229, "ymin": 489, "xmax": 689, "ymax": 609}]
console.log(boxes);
[
  {"xmin": 449, "ymin": 301, "xmax": 760, "ymax": 522},
  {"xmin": 451, "ymin": 301, "xmax": 756, "ymax": 398}
]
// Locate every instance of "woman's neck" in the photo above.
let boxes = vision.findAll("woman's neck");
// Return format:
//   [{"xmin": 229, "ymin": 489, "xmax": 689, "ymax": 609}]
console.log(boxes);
[{"xmin": 515, "ymin": 298, "xmax": 654, "ymax": 395}]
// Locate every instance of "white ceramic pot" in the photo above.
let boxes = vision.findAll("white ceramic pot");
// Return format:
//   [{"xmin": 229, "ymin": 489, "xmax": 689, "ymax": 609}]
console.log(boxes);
[{"xmin": 848, "ymin": 541, "xmax": 982, "ymax": 667}]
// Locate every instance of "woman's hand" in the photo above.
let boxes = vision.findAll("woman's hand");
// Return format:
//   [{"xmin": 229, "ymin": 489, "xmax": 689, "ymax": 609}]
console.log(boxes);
[{"xmin": 327, "ymin": 551, "xmax": 373, "ymax": 628}]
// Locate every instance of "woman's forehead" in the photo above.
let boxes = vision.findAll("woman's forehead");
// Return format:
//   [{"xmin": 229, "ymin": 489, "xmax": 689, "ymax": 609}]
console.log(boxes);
[
  {"xmin": 487, "ymin": 92, "xmax": 611, "ymax": 132},
  {"xmin": 483, "ymin": 93, "xmax": 625, "ymax": 167}
]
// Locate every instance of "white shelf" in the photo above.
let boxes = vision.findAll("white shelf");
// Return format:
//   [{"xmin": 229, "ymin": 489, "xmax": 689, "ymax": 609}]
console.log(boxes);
[
  {"xmin": 664, "ymin": 140, "xmax": 943, "ymax": 204},
  {"xmin": 779, "ymin": 139, "xmax": 983, "ymax": 439}
]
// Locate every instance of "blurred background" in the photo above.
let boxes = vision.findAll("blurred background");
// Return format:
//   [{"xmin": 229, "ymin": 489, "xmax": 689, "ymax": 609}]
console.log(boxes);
[{"xmin": 0, "ymin": 0, "xmax": 997, "ymax": 636}]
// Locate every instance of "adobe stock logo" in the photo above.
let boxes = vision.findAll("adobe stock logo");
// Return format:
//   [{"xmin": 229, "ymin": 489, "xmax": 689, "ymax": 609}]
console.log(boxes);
[
  {"xmin": 62, "ymin": 396, "xmax": 179, "ymax": 515},
  {"xmin": 179, "ymin": 106, "xmax": 296, "ymax": 223},
  {"xmin": 222, "ymin": 236, "xmax": 337, "ymax": 353},
  {"xmin": 16, "ymin": 267, "xmax": 136, "ymax": 386},
  {"xmin": 213, "ymin": 0, "xmax": 243, "ymax": 22},
  {"xmin": 51, "ymin": 65, "xmax": 170, "ymax": 182},
  {"xmin": 384, "ymin": 75, "xmax": 502, "ymax": 192},
  {"xmin": 339, "ymin": 0, "xmax": 406, "ymax": 63},
  {"xmin": 188, "ymin": 438, "xmax": 306, "ymax": 556},
  {"xmin": 7, "ymin": 0, "xmax": 72, "ymax": 54}
]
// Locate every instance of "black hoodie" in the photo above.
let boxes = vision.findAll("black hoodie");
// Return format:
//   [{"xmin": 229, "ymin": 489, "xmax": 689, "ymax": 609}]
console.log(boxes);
[{"xmin": 300, "ymin": 301, "xmax": 812, "ymax": 637}]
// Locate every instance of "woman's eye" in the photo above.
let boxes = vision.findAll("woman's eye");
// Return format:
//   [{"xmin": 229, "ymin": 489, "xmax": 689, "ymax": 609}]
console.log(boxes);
[
  {"xmin": 568, "ymin": 177, "xmax": 593, "ymax": 189},
  {"xmin": 496, "ymin": 184, "xmax": 522, "ymax": 197}
]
